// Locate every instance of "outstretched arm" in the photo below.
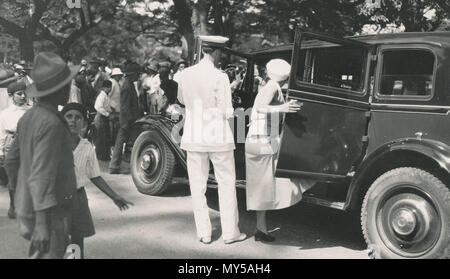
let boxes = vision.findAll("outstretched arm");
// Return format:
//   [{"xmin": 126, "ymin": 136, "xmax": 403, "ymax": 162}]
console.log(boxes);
[
  {"xmin": 90, "ymin": 176, "xmax": 134, "ymax": 211},
  {"xmin": 254, "ymin": 82, "xmax": 302, "ymax": 114}
]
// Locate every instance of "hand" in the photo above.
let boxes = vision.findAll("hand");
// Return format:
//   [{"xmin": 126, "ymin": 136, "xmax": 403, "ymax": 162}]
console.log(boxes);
[
  {"xmin": 113, "ymin": 196, "xmax": 134, "ymax": 211},
  {"xmin": 30, "ymin": 222, "xmax": 50, "ymax": 254},
  {"xmin": 280, "ymin": 100, "xmax": 302, "ymax": 113}
]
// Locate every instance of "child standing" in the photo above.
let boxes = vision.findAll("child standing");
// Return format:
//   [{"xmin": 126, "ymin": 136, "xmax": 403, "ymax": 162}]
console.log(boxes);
[
  {"xmin": 0, "ymin": 81, "xmax": 30, "ymax": 219},
  {"xmin": 62, "ymin": 102, "xmax": 133, "ymax": 259}
]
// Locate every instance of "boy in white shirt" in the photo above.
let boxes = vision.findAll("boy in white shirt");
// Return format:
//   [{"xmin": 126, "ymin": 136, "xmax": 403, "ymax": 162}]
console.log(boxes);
[
  {"xmin": 62, "ymin": 103, "xmax": 133, "ymax": 259},
  {"xmin": 94, "ymin": 80, "xmax": 113, "ymax": 161},
  {"xmin": 0, "ymin": 81, "xmax": 30, "ymax": 219}
]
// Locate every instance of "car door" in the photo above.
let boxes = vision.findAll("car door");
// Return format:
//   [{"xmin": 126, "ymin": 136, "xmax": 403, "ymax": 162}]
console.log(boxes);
[{"xmin": 275, "ymin": 30, "xmax": 373, "ymax": 183}]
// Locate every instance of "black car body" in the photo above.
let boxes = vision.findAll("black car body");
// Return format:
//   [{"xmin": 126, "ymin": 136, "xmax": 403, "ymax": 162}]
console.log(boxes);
[{"xmin": 128, "ymin": 30, "xmax": 450, "ymax": 258}]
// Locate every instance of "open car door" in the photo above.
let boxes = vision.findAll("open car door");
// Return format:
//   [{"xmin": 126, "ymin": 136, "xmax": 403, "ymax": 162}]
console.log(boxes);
[{"xmin": 275, "ymin": 30, "xmax": 373, "ymax": 183}]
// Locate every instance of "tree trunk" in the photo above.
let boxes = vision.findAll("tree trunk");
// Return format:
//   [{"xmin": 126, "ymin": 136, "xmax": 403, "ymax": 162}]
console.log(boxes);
[
  {"xmin": 173, "ymin": 0, "xmax": 197, "ymax": 62},
  {"xmin": 192, "ymin": 0, "xmax": 210, "ymax": 35},
  {"xmin": 19, "ymin": 33, "xmax": 34, "ymax": 62}
]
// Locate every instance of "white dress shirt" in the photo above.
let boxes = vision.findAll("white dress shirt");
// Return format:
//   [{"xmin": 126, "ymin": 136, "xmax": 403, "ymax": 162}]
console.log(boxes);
[
  {"xmin": 177, "ymin": 58, "xmax": 235, "ymax": 152},
  {"xmin": 73, "ymin": 137, "xmax": 101, "ymax": 189},
  {"xmin": 0, "ymin": 103, "xmax": 29, "ymax": 156},
  {"xmin": 94, "ymin": 90, "xmax": 112, "ymax": 117}
]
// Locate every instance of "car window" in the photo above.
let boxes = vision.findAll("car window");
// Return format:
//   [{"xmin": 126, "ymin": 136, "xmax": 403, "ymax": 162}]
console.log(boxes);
[
  {"xmin": 296, "ymin": 41, "xmax": 367, "ymax": 93},
  {"xmin": 378, "ymin": 49, "xmax": 434, "ymax": 97}
]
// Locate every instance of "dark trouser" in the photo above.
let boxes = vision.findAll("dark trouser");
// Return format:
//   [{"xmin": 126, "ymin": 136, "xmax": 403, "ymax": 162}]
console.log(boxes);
[
  {"xmin": 0, "ymin": 166, "xmax": 7, "ymax": 186},
  {"xmin": 19, "ymin": 209, "xmax": 71, "ymax": 259},
  {"xmin": 94, "ymin": 113, "xmax": 111, "ymax": 161},
  {"xmin": 9, "ymin": 189, "xmax": 14, "ymax": 209},
  {"xmin": 109, "ymin": 121, "xmax": 131, "ymax": 170},
  {"xmin": 0, "ymin": 155, "xmax": 14, "ymax": 211},
  {"xmin": 110, "ymin": 112, "xmax": 120, "ymax": 145}
]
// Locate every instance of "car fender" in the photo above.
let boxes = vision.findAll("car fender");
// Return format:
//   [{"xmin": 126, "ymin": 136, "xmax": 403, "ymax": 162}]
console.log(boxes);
[
  {"xmin": 132, "ymin": 115, "xmax": 187, "ymax": 169},
  {"xmin": 345, "ymin": 137, "xmax": 450, "ymax": 211}
]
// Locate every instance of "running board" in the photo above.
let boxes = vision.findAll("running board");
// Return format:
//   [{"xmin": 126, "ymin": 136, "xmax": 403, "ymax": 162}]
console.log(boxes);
[
  {"xmin": 301, "ymin": 195, "xmax": 346, "ymax": 210},
  {"xmin": 206, "ymin": 181, "xmax": 345, "ymax": 210}
]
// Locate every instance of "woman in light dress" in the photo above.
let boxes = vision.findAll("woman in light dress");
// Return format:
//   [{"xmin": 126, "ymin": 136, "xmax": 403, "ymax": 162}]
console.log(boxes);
[{"xmin": 245, "ymin": 59, "xmax": 312, "ymax": 242}]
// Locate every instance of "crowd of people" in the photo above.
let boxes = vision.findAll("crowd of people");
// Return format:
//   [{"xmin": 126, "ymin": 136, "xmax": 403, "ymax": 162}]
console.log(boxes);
[{"xmin": 0, "ymin": 35, "xmax": 311, "ymax": 259}]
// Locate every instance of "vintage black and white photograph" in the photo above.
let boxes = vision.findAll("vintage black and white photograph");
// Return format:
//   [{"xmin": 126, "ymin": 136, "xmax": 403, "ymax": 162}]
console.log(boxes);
[{"xmin": 0, "ymin": 0, "xmax": 449, "ymax": 260}]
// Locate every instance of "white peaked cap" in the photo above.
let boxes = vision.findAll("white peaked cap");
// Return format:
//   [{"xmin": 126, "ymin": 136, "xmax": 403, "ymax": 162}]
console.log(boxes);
[
  {"xmin": 198, "ymin": 35, "xmax": 229, "ymax": 46},
  {"xmin": 111, "ymin": 68, "xmax": 124, "ymax": 76},
  {"xmin": 266, "ymin": 59, "xmax": 291, "ymax": 82}
]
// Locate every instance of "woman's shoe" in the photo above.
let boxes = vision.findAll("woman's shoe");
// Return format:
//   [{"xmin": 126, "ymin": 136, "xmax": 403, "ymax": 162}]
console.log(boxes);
[{"xmin": 255, "ymin": 230, "xmax": 275, "ymax": 242}]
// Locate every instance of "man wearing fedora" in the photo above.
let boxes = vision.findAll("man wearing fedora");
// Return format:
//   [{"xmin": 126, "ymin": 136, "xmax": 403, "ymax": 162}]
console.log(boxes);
[
  {"xmin": 176, "ymin": 36, "xmax": 246, "ymax": 244},
  {"xmin": 5, "ymin": 52, "xmax": 78, "ymax": 259},
  {"xmin": 109, "ymin": 62, "xmax": 142, "ymax": 174}
]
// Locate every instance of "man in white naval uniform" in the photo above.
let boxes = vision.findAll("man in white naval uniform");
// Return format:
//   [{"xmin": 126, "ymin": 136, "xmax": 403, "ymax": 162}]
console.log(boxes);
[{"xmin": 177, "ymin": 36, "xmax": 246, "ymax": 244}]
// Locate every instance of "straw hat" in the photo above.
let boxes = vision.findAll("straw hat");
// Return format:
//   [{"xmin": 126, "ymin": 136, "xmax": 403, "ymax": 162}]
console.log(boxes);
[
  {"xmin": 111, "ymin": 68, "xmax": 124, "ymax": 77},
  {"xmin": 266, "ymin": 59, "xmax": 291, "ymax": 82}
]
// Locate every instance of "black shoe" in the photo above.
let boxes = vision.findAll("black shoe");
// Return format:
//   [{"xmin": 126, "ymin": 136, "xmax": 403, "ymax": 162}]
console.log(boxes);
[
  {"xmin": 255, "ymin": 230, "xmax": 275, "ymax": 242},
  {"xmin": 7, "ymin": 207, "xmax": 16, "ymax": 219}
]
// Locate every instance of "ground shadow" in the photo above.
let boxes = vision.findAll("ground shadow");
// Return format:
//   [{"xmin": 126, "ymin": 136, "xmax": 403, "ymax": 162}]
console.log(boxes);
[
  {"xmin": 206, "ymin": 188, "xmax": 366, "ymax": 252},
  {"xmin": 160, "ymin": 181, "xmax": 191, "ymax": 197}
]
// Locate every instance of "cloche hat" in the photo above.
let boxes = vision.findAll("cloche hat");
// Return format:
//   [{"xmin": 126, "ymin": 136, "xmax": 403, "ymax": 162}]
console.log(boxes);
[{"xmin": 266, "ymin": 59, "xmax": 291, "ymax": 82}]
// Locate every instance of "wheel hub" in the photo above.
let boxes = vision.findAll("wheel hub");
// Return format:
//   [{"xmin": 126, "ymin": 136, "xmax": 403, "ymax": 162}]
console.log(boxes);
[
  {"xmin": 391, "ymin": 208, "xmax": 417, "ymax": 236},
  {"xmin": 377, "ymin": 187, "xmax": 441, "ymax": 257},
  {"xmin": 139, "ymin": 145, "xmax": 160, "ymax": 176}
]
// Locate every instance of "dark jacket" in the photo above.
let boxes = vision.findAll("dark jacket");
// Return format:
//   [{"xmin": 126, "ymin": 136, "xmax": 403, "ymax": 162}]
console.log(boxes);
[
  {"xmin": 160, "ymin": 79, "xmax": 178, "ymax": 105},
  {"xmin": 120, "ymin": 78, "xmax": 142, "ymax": 127},
  {"xmin": 5, "ymin": 102, "xmax": 77, "ymax": 218}
]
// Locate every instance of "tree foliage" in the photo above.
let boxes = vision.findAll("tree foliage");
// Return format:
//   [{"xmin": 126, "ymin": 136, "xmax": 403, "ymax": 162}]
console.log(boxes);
[
  {"xmin": 1, "ymin": 0, "xmax": 449, "ymax": 64},
  {"xmin": 358, "ymin": 0, "xmax": 450, "ymax": 32}
]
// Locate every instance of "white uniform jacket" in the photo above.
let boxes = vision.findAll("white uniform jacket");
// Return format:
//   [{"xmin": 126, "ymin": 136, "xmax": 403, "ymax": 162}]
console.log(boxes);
[{"xmin": 177, "ymin": 58, "xmax": 235, "ymax": 152}]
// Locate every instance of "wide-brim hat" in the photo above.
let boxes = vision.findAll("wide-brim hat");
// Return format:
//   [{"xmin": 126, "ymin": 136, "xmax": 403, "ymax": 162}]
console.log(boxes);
[
  {"xmin": 26, "ymin": 52, "xmax": 80, "ymax": 97},
  {"xmin": 266, "ymin": 59, "xmax": 291, "ymax": 82},
  {"xmin": 0, "ymin": 69, "xmax": 18, "ymax": 88},
  {"xmin": 123, "ymin": 62, "xmax": 142, "ymax": 75}
]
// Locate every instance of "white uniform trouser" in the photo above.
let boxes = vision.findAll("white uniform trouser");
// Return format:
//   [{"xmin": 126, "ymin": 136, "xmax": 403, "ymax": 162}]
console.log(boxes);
[{"xmin": 186, "ymin": 151, "xmax": 240, "ymax": 240}]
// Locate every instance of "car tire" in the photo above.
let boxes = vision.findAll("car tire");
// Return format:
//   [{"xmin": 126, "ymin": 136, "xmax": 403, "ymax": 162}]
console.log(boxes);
[
  {"xmin": 361, "ymin": 167, "xmax": 450, "ymax": 259},
  {"xmin": 131, "ymin": 130, "xmax": 176, "ymax": 195}
]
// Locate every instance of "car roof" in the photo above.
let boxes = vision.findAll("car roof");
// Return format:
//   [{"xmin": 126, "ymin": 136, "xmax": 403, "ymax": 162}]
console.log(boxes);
[{"xmin": 249, "ymin": 32, "xmax": 450, "ymax": 56}]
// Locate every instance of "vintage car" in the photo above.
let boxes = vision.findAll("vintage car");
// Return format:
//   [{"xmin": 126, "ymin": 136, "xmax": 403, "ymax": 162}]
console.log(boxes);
[{"xmin": 127, "ymin": 30, "xmax": 450, "ymax": 259}]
